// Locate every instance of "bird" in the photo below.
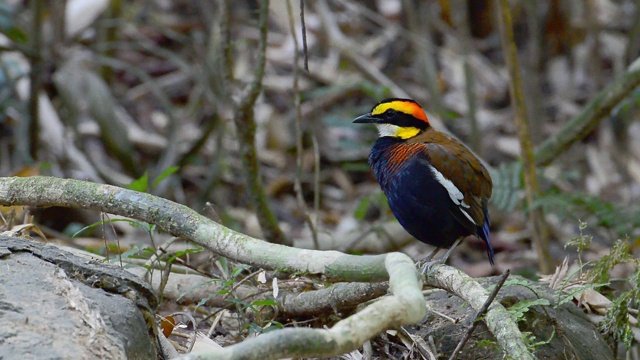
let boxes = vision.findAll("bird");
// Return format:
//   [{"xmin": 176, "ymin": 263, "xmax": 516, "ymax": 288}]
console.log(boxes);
[{"xmin": 353, "ymin": 98, "xmax": 495, "ymax": 267}]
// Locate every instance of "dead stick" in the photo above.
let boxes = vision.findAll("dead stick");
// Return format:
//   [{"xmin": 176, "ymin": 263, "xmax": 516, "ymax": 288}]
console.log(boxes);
[{"xmin": 448, "ymin": 269, "xmax": 511, "ymax": 360}]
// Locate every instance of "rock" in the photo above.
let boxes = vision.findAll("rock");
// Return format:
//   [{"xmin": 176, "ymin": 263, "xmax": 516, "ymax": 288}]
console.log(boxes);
[{"xmin": 0, "ymin": 236, "xmax": 158, "ymax": 359}]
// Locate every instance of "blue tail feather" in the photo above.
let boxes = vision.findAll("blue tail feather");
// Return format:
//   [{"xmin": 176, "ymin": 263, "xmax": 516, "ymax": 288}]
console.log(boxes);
[{"xmin": 480, "ymin": 210, "xmax": 495, "ymax": 265}]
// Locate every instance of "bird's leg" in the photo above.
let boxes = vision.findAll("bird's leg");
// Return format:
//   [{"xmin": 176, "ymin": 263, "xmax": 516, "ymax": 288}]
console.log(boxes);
[
  {"xmin": 438, "ymin": 238, "xmax": 463, "ymax": 263},
  {"xmin": 419, "ymin": 238, "xmax": 463, "ymax": 274},
  {"xmin": 416, "ymin": 247, "xmax": 441, "ymax": 268}
]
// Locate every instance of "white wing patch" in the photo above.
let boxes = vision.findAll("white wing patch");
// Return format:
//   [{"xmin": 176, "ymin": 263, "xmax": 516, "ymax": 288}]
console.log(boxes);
[
  {"xmin": 459, "ymin": 208, "xmax": 476, "ymax": 225},
  {"xmin": 428, "ymin": 165, "xmax": 477, "ymax": 225}
]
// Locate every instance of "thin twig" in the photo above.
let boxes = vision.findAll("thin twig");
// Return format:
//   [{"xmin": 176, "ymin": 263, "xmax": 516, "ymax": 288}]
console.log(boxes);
[
  {"xmin": 311, "ymin": 134, "xmax": 320, "ymax": 222},
  {"xmin": 585, "ymin": 0, "xmax": 603, "ymax": 91},
  {"xmin": 223, "ymin": 0, "xmax": 234, "ymax": 82},
  {"xmin": 402, "ymin": 0, "xmax": 445, "ymax": 120},
  {"xmin": 236, "ymin": 0, "xmax": 268, "ymax": 110},
  {"xmin": 26, "ymin": 0, "xmax": 44, "ymax": 161},
  {"xmin": 194, "ymin": 1, "xmax": 232, "ymax": 208},
  {"xmin": 100, "ymin": 212, "xmax": 111, "ymax": 262},
  {"xmin": 288, "ymin": 0, "xmax": 319, "ymax": 250},
  {"xmin": 419, "ymin": 1, "xmax": 445, "ymax": 119},
  {"xmin": 220, "ymin": 269, "xmax": 263, "ymax": 303},
  {"xmin": 448, "ymin": 269, "xmax": 511, "ymax": 360},
  {"xmin": 299, "ymin": 0, "xmax": 309, "ymax": 71},
  {"xmin": 625, "ymin": 7, "xmax": 640, "ymax": 64},
  {"xmin": 148, "ymin": 237, "xmax": 180, "ymax": 304},
  {"xmin": 105, "ymin": 214, "xmax": 122, "ymax": 267},
  {"xmin": 453, "ymin": 0, "xmax": 480, "ymax": 153},
  {"xmin": 100, "ymin": 0, "xmax": 122, "ymax": 85},
  {"xmin": 522, "ymin": 0, "xmax": 545, "ymax": 143},
  {"xmin": 496, "ymin": 0, "xmax": 552, "ymax": 273},
  {"xmin": 207, "ymin": 309, "xmax": 228, "ymax": 337},
  {"xmin": 233, "ymin": 0, "xmax": 290, "ymax": 246},
  {"xmin": 398, "ymin": 326, "xmax": 438, "ymax": 360}
]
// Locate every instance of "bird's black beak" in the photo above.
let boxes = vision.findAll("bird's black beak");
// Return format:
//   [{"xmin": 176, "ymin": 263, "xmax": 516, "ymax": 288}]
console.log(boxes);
[{"xmin": 352, "ymin": 113, "xmax": 378, "ymax": 124}]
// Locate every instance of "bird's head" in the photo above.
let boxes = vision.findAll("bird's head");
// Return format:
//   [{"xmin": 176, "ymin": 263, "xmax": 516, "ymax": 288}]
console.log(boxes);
[{"xmin": 353, "ymin": 98, "xmax": 430, "ymax": 139}]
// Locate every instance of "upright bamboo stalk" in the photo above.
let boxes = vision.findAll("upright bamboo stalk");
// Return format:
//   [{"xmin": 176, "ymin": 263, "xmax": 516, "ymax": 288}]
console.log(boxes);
[{"xmin": 496, "ymin": 0, "xmax": 552, "ymax": 273}]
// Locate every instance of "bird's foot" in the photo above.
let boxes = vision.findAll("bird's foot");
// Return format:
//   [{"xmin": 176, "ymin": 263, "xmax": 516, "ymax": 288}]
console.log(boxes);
[
  {"xmin": 415, "ymin": 247, "xmax": 441, "ymax": 273},
  {"xmin": 416, "ymin": 239, "xmax": 463, "ymax": 274},
  {"xmin": 417, "ymin": 257, "xmax": 446, "ymax": 274}
]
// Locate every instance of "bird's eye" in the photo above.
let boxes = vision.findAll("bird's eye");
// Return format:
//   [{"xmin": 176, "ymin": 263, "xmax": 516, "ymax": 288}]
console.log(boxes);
[{"xmin": 385, "ymin": 109, "xmax": 397, "ymax": 117}]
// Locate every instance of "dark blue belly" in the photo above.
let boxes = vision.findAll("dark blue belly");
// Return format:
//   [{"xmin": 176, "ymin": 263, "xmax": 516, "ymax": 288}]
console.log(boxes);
[
  {"xmin": 385, "ymin": 165, "xmax": 470, "ymax": 248},
  {"xmin": 370, "ymin": 138, "xmax": 472, "ymax": 248}
]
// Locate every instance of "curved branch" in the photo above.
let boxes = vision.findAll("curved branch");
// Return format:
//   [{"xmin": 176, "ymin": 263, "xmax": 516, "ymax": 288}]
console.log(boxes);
[
  {"xmin": 181, "ymin": 253, "xmax": 425, "ymax": 360},
  {"xmin": 0, "ymin": 176, "xmax": 386, "ymax": 281}
]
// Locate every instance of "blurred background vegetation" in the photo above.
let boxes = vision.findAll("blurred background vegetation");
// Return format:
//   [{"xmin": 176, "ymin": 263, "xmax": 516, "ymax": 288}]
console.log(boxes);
[{"xmin": 0, "ymin": 0, "xmax": 639, "ymax": 299}]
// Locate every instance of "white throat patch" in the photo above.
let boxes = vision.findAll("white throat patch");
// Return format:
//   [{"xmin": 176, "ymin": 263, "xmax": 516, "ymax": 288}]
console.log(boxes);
[
  {"xmin": 376, "ymin": 124, "xmax": 400, "ymax": 137},
  {"xmin": 376, "ymin": 124, "xmax": 421, "ymax": 139}
]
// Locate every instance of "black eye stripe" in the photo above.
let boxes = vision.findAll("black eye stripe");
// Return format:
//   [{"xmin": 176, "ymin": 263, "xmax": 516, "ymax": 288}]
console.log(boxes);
[{"xmin": 379, "ymin": 110, "xmax": 429, "ymax": 130}]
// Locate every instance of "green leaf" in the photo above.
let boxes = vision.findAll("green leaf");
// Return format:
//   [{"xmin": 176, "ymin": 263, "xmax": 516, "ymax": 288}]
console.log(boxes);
[
  {"xmin": 489, "ymin": 162, "xmax": 522, "ymax": 211},
  {"xmin": 174, "ymin": 247, "xmax": 204, "ymax": 257},
  {"xmin": 0, "ymin": 4, "xmax": 27, "ymax": 44},
  {"xmin": 533, "ymin": 191, "xmax": 640, "ymax": 239},
  {"xmin": 230, "ymin": 264, "xmax": 251, "ymax": 278},
  {"xmin": 151, "ymin": 166, "xmax": 179, "ymax": 190},
  {"xmin": 251, "ymin": 299, "xmax": 277, "ymax": 307},
  {"xmin": 600, "ymin": 291, "xmax": 635, "ymax": 349},
  {"xmin": 196, "ymin": 295, "xmax": 214, "ymax": 308},
  {"xmin": 501, "ymin": 278, "xmax": 531, "ymax": 288},
  {"xmin": 525, "ymin": 328, "xmax": 554, "ymax": 349},
  {"xmin": 245, "ymin": 322, "xmax": 263, "ymax": 335},
  {"xmin": 556, "ymin": 283, "xmax": 608, "ymax": 306},
  {"xmin": 3, "ymin": 27, "xmax": 27, "ymax": 43},
  {"xmin": 353, "ymin": 196, "xmax": 371, "ymax": 220},
  {"xmin": 259, "ymin": 321, "xmax": 284, "ymax": 333},
  {"xmin": 119, "ymin": 246, "xmax": 145, "ymax": 260},
  {"xmin": 218, "ymin": 257, "xmax": 229, "ymax": 278},
  {"xmin": 127, "ymin": 171, "xmax": 149, "ymax": 192},
  {"xmin": 507, "ymin": 298, "xmax": 550, "ymax": 322},
  {"xmin": 374, "ymin": 191, "xmax": 389, "ymax": 209},
  {"xmin": 476, "ymin": 339, "xmax": 499, "ymax": 349},
  {"xmin": 587, "ymin": 239, "xmax": 632, "ymax": 284}
]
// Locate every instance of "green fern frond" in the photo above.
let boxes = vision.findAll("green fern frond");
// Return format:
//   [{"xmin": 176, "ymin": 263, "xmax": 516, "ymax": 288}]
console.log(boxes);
[
  {"xmin": 489, "ymin": 162, "xmax": 523, "ymax": 211},
  {"xmin": 532, "ymin": 191, "xmax": 640, "ymax": 239}
]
